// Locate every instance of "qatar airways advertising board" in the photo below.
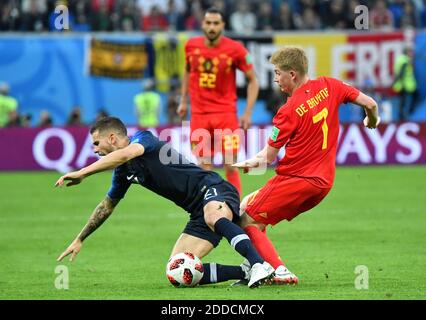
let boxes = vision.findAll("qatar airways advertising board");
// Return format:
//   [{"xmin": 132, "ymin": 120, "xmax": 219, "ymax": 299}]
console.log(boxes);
[{"xmin": 0, "ymin": 123, "xmax": 425, "ymax": 172}]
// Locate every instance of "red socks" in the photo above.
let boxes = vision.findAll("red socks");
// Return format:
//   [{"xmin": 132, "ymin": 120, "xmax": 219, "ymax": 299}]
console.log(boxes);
[
  {"xmin": 226, "ymin": 169, "xmax": 241, "ymax": 195},
  {"xmin": 244, "ymin": 225, "xmax": 285, "ymax": 269}
]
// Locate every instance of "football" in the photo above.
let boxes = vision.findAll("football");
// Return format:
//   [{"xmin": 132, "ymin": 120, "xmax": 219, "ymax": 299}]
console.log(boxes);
[{"xmin": 166, "ymin": 252, "xmax": 204, "ymax": 287}]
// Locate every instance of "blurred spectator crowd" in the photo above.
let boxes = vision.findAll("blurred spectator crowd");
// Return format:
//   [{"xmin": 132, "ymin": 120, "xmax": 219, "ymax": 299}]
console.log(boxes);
[
  {"xmin": 1, "ymin": 0, "xmax": 426, "ymax": 33},
  {"xmin": 0, "ymin": 80, "xmax": 110, "ymax": 128}
]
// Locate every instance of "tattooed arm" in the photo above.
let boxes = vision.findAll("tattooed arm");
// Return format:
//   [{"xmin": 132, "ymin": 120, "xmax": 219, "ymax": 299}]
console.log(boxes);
[
  {"xmin": 77, "ymin": 196, "xmax": 119, "ymax": 241},
  {"xmin": 57, "ymin": 196, "xmax": 120, "ymax": 262}
]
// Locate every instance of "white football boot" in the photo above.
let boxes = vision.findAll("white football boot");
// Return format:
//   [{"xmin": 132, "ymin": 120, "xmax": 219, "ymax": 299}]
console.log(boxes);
[
  {"xmin": 271, "ymin": 265, "xmax": 299, "ymax": 285},
  {"xmin": 248, "ymin": 262, "xmax": 275, "ymax": 288}
]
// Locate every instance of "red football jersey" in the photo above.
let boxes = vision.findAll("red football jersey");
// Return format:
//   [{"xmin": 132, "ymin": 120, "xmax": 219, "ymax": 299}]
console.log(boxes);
[
  {"xmin": 185, "ymin": 36, "xmax": 253, "ymax": 115},
  {"xmin": 268, "ymin": 77, "xmax": 360, "ymax": 188}
]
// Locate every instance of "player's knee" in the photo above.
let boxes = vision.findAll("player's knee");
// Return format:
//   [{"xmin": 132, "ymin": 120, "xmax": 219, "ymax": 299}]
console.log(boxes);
[
  {"xmin": 204, "ymin": 213, "xmax": 231, "ymax": 231},
  {"xmin": 204, "ymin": 211, "xmax": 230, "ymax": 230},
  {"xmin": 203, "ymin": 202, "xmax": 232, "ymax": 230}
]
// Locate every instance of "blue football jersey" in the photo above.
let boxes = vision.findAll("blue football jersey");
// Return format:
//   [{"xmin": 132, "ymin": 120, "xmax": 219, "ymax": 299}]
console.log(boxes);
[{"xmin": 107, "ymin": 131, "xmax": 224, "ymax": 212}]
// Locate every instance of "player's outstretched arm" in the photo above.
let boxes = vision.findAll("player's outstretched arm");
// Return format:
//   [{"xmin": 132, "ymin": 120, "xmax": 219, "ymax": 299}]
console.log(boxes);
[
  {"xmin": 57, "ymin": 196, "xmax": 120, "ymax": 262},
  {"xmin": 233, "ymin": 145, "xmax": 279, "ymax": 173},
  {"xmin": 55, "ymin": 171, "xmax": 84, "ymax": 187},
  {"xmin": 352, "ymin": 92, "xmax": 381, "ymax": 129},
  {"xmin": 79, "ymin": 143, "xmax": 145, "ymax": 177},
  {"xmin": 55, "ymin": 144, "xmax": 145, "ymax": 187}
]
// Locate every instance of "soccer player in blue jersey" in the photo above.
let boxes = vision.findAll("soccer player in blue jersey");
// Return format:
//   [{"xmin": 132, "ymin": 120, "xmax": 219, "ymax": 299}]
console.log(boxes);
[{"xmin": 55, "ymin": 117, "xmax": 274, "ymax": 288}]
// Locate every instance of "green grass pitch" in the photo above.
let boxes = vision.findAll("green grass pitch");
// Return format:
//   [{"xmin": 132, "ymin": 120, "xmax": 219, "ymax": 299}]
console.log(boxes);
[{"xmin": 0, "ymin": 166, "xmax": 425, "ymax": 300}]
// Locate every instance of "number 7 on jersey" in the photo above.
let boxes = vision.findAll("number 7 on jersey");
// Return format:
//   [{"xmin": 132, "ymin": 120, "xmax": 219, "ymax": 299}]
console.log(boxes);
[{"xmin": 312, "ymin": 107, "xmax": 329, "ymax": 150}]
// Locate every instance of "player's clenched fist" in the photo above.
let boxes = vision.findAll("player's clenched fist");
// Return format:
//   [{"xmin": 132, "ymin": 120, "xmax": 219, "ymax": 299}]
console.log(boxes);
[{"xmin": 363, "ymin": 116, "xmax": 381, "ymax": 129}]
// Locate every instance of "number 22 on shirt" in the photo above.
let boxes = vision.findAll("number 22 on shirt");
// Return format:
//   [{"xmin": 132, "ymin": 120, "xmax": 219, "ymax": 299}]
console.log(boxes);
[{"xmin": 199, "ymin": 73, "xmax": 216, "ymax": 88}]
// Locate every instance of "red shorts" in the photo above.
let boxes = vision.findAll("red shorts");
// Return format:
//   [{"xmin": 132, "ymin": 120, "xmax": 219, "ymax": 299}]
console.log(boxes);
[
  {"xmin": 190, "ymin": 113, "xmax": 242, "ymax": 159},
  {"xmin": 245, "ymin": 175, "xmax": 331, "ymax": 225}
]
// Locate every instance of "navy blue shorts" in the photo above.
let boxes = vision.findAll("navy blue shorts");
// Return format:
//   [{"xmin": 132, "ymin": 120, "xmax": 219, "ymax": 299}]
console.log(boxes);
[{"xmin": 182, "ymin": 180, "xmax": 240, "ymax": 247}]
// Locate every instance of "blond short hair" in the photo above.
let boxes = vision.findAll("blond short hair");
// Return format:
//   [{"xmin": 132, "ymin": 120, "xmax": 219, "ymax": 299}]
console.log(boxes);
[{"xmin": 269, "ymin": 47, "xmax": 308, "ymax": 76}]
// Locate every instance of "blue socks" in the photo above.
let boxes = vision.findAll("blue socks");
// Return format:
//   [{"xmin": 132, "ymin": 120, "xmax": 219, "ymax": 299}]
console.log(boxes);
[
  {"xmin": 214, "ymin": 217, "xmax": 264, "ymax": 266},
  {"xmin": 199, "ymin": 263, "xmax": 245, "ymax": 284}
]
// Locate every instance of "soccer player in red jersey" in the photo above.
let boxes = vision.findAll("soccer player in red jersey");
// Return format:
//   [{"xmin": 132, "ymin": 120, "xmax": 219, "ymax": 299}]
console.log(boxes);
[
  {"xmin": 177, "ymin": 7, "xmax": 259, "ymax": 196},
  {"xmin": 233, "ymin": 46, "xmax": 380, "ymax": 284}
]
